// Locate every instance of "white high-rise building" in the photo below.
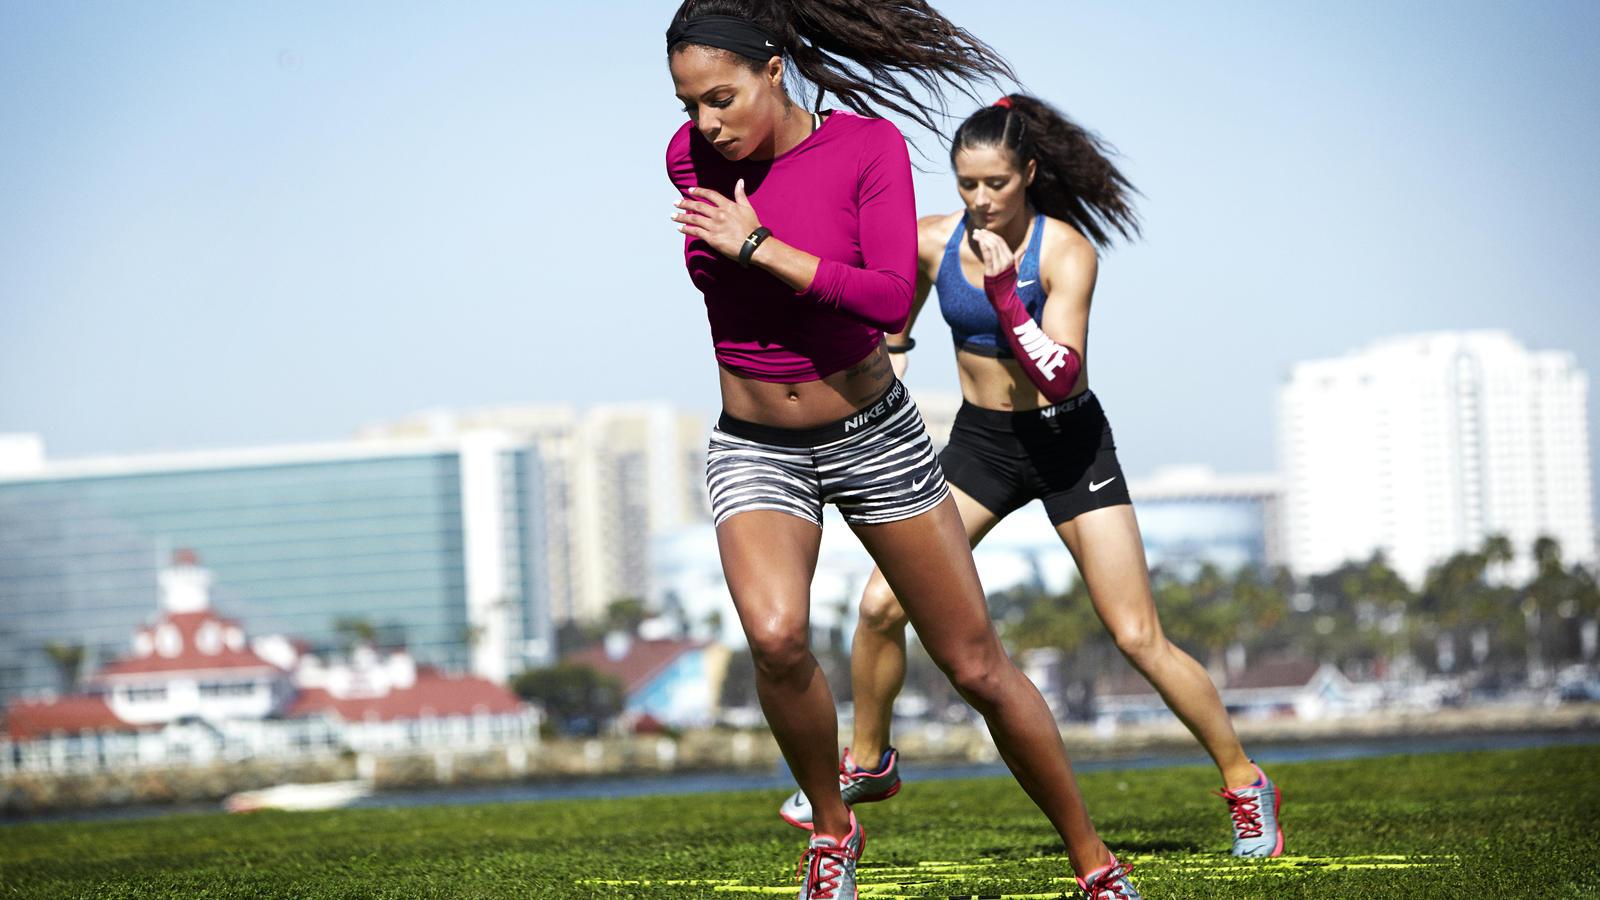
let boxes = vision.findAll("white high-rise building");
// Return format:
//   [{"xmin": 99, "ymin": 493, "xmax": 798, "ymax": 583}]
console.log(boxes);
[{"xmin": 1279, "ymin": 331, "xmax": 1594, "ymax": 584}]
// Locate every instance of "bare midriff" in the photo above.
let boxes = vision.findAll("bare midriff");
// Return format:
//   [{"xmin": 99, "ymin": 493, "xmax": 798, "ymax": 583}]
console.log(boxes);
[
  {"xmin": 956, "ymin": 350, "xmax": 1089, "ymax": 412},
  {"xmin": 718, "ymin": 343, "xmax": 898, "ymax": 428}
]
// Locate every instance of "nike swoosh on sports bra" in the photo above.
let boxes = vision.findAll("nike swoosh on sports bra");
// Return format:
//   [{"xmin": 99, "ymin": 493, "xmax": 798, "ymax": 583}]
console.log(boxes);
[{"xmin": 935, "ymin": 213, "xmax": 1047, "ymax": 358}]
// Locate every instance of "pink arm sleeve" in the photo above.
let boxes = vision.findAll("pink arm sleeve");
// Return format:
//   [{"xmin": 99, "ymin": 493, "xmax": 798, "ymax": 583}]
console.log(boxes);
[
  {"xmin": 797, "ymin": 125, "xmax": 916, "ymax": 333},
  {"xmin": 983, "ymin": 265, "xmax": 1082, "ymax": 403}
]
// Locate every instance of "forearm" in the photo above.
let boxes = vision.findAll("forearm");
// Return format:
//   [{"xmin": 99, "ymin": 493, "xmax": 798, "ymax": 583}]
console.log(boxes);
[
  {"xmin": 747, "ymin": 236, "xmax": 820, "ymax": 293},
  {"xmin": 799, "ymin": 258, "xmax": 913, "ymax": 333},
  {"xmin": 984, "ymin": 267, "xmax": 1081, "ymax": 402},
  {"xmin": 749, "ymin": 237, "xmax": 909, "ymax": 332}
]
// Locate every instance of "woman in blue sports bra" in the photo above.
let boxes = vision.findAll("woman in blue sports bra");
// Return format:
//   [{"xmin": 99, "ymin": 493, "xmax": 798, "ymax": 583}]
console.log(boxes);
[{"xmin": 778, "ymin": 95, "xmax": 1287, "ymax": 862}]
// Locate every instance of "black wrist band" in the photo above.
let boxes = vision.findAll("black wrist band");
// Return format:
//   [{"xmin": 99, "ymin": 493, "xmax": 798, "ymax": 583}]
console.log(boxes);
[
  {"xmin": 738, "ymin": 226, "xmax": 772, "ymax": 268},
  {"xmin": 886, "ymin": 337, "xmax": 916, "ymax": 353}
]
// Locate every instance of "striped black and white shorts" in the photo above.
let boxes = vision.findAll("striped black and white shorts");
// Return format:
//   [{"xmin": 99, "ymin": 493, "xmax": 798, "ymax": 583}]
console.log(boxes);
[{"xmin": 706, "ymin": 379, "xmax": 950, "ymax": 528}]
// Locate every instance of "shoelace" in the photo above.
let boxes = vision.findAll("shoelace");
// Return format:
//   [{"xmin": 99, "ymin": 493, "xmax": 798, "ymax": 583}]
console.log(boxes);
[
  {"xmin": 795, "ymin": 843, "xmax": 851, "ymax": 899},
  {"xmin": 1081, "ymin": 861, "xmax": 1135, "ymax": 899},
  {"xmin": 835, "ymin": 757, "xmax": 856, "ymax": 787},
  {"xmin": 1217, "ymin": 787, "xmax": 1264, "ymax": 839}
]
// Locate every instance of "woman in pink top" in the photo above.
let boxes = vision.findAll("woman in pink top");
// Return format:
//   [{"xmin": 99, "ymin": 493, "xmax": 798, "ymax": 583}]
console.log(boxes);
[{"xmin": 666, "ymin": 3, "xmax": 1138, "ymax": 898}]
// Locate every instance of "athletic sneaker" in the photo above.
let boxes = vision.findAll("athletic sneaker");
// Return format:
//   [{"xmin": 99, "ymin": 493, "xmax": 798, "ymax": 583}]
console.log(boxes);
[
  {"xmin": 1076, "ymin": 855, "xmax": 1140, "ymax": 899},
  {"xmin": 1217, "ymin": 761, "xmax": 1284, "ymax": 857},
  {"xmin": 796, "ymin": 810, "xmax": 863, "ymax": 900},
  {"xmin": 779, "ymin": 747, "xmax": 901, "ymax": 830}
]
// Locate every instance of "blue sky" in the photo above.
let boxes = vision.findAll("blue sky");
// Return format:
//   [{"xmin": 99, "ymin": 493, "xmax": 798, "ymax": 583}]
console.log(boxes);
[{"xmin": 2, "ymin": 1, "xmax": 1598, "ymax": 508}]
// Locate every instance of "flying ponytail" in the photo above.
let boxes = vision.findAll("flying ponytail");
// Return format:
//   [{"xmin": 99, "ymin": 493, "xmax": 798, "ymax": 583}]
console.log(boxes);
[
  {"xmin": 953, "ymin": 94, "xmax": 1140, "ymax": 248},
  {"xmin": 667, "ymin": 0, "xmax": 1014, "ymax": 134}
]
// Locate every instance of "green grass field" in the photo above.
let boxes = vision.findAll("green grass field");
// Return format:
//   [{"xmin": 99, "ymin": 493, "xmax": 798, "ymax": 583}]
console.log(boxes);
[{"xmin": 2, "ymin": 745, "xmax": 1597, "ymax": 899}]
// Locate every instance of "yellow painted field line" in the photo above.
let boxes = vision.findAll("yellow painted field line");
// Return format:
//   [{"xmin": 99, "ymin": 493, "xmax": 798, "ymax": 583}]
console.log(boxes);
[{"xmin": 580, "ymin": 853, "xmax": 1460, "ymax": 894}]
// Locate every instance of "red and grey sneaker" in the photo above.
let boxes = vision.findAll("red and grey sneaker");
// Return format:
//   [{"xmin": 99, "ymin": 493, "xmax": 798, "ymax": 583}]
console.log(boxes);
[
  {"xmin": 779, "ymin": 747, "xmax": 901, "ymax": 830},
  {"xmin": 796, "ymin": 810, "xmax": 863, "ymax": 900},
  {"xmin": 1076, "ymin": 855, "xmax": 1140, "ymax": 899},
  {"xmin": 1217, "ymin": 761, "xmax": 1284, "ymax": 857}
]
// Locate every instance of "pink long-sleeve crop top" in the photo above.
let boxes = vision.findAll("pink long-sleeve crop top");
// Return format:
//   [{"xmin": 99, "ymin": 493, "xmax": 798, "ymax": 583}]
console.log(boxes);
[{"xmin": 666, "ymin": 110, "xmax": 917, "ymax": 383}]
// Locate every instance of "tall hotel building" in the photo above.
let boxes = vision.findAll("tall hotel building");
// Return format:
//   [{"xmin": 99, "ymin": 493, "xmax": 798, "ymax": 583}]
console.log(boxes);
[{"xmin": 1279, "ymin": 331, "xmax": 1594, "ymax": 584}]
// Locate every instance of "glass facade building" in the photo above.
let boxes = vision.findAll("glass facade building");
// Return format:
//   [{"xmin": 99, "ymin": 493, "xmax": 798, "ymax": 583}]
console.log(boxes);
[{"xmin": 0, "ymin": 439, "xmax": 552, "ymax": 706}]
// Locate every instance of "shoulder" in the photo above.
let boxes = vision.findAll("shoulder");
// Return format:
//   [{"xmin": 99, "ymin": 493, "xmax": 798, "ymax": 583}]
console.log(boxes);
[
  {"xmin": 1039, "ymin": 216, "xmax": 1099, "ymax": 291},
  {"xmin": 664, "ymin": 120, "xmax": 698, "ymax": 190},
  {"xmin": 828, "ymin": 112, "xmax": 909, "ymax": 161},
  {"xmin": 1040, "ymin": 216, "xmax": 1098, "ymax": 272},
  {"xmin": 917, "ymin": 212, "xmax": 961, "ymax": 255},
  {"xmin": 852, "ymin": 112, "xmax": 905, "ymax": 141}
]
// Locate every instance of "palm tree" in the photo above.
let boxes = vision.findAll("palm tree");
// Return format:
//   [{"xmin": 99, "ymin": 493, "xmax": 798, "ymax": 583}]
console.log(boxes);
[
  {"xmin": 1420, "ymin": 549, "xmax": 1492, "ymax": 672},
  {"xmin": 334, "ymin": 617, "xmax": 380, "ymax": 651},
  {"xmin": 604, "ymin": 597, "xmax": 648, "ymax": 635},
  {"xmin": 43, "ymin": 641, "xmax": 86, "ymax": 693},
  {"xmin": 1483, "ymin": 533, "xmax": 1515, "ymax": 569}
]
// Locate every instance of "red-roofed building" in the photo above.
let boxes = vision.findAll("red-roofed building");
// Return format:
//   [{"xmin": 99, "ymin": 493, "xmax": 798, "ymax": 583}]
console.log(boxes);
[
  {"xmin": 1091, "ymin": 656, "xmax": 1380, "ymax": 727},
  {"xmin": 1, "ymin": 552, "xmax": 537, "ymax": 772},
  {"xmin": 565, "ymin": 634, "xmax": 727, "ymax": 728},
  {"xmin": 6, "ymin": 694, "xmax": 138, "ymax": 742}
]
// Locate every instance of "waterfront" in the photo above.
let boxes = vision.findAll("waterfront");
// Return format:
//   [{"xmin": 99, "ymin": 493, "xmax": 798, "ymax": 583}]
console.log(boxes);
[{"xmin": 9, "ymin": 726, "xmax": 1595, "ymax": 826}]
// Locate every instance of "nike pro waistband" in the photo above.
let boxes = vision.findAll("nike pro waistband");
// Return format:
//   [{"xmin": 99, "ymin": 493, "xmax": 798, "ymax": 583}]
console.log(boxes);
[
  {"xmin": 717, "ymin": 379, "xmax": 911, "ymax": 448},
  {"xmin": 955, "ymin": 390, "xmax": 1101, "ymax": 428}
]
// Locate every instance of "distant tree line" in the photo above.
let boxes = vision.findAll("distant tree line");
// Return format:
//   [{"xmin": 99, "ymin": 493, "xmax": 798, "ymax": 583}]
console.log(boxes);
[
  {"xmin": 989, "ymin": 534, "xmax": 1598, "ymax": 715},
  {"xmin": 519, "ymin": 537, "xmax": 1600, "ymax": 733}
]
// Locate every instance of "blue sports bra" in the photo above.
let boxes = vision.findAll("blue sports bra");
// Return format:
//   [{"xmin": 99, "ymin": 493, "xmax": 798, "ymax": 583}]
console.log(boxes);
[{"xmin": 935, "ymin": 213, "xmax": 1047, "ymax": 358}]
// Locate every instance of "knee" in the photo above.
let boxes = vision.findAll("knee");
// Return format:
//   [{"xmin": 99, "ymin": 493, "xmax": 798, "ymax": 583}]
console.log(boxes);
[
  {"xmin": 1111, "ymin": 619, "xmax": 1164, "ymax": 666},
  {"xmin": 857, "ymin": 580, "xmax": 908, "ymax": 635},
  {"xmin": 745, "ymin": 616, "xmax": 811, "ymax": 681},
  {"xmin": 943, "ymin": 650, "xmax": 1012, "ymax": 712}
]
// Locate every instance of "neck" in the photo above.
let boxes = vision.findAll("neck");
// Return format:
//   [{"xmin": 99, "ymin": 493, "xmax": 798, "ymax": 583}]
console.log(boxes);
[
  {"xmin": 994, "ymin": 207, "xmax": 1034, "ymax": 249},
  {"xmin": 754, "ymin": 105, "xmax": 816, "ymax": 160}
]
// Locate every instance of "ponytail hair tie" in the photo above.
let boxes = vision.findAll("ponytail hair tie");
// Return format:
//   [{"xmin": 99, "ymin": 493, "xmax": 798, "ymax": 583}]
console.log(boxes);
[{"xmin": 993, "ymin": 96, "xmax": 1013, "ymax": 109}]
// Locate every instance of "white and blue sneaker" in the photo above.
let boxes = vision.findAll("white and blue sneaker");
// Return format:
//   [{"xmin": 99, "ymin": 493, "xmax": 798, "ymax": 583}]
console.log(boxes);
[
  {"xmin": 1076, "ymin": 855, "xmax": 1140, "ymax": 899},
  {"xmin": 796, "ymin": 810, "xmax": 862, "ymax": 900},
  {"xmin": 1217, "ymin": 762, "xmax": 1284, "ymax": 857},
  {"xmin": 779, "ymin": 747, "xmax": 901, "ymax": 830}
]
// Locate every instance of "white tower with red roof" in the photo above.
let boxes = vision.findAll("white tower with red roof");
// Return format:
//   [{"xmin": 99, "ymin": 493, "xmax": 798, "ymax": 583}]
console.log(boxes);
[{"xmin": 97, "ymin": 550, "xmax": 294, "ymax": 726}]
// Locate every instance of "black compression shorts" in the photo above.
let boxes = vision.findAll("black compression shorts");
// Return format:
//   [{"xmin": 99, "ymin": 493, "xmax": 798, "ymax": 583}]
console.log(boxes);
[{"xmin": 938, "ymin": 390, "xmax": 1132, "ymax": 526}]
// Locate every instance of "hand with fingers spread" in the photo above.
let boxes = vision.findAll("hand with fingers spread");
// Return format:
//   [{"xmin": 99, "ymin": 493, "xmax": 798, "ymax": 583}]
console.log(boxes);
[{"xmin": 673, "ymin": 178, "xmax": 764, "ymax": 261}]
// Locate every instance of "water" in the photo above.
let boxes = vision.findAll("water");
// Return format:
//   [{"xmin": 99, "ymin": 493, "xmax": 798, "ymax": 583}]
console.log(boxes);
[{"xmin": 7, "ymin": 729, "xmax": 1597, "ymax": 826}]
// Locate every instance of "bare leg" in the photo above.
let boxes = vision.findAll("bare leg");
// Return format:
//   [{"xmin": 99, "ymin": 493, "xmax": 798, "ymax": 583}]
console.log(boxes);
[
  {"xmin": 1058, "ymin": 505, "xmax": 1256, "ymax": 787},
  {"xmin": 851, "ymin": 496, "xmax": 1112, "ymax": 877},
  {"xmin": 716, "ymin": 510, "xmax": 852, "ymax": 838},
  {"xmin": 850, "ymin": 487, "xmax": 1002, "ymax": 765}
]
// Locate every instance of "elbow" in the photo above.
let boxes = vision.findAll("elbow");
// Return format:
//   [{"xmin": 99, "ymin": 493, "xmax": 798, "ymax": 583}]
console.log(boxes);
[
  {"xmin": 873, "ymin": 276, "xmax": 914, "ymax": 333},
  {"xmin": 876, "ymin": 301, "xmax": 911, "ymax": 334},
  {"xmin": 1039, "ymin": 379, "xmax": 1077, "ymax": 405},
  {"xmin": 1039, "ymin": 350, "xmax": 1083, "ymax": 403}
]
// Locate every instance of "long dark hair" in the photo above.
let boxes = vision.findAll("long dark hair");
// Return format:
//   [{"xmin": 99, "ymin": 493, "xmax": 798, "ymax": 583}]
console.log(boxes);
[
  {"xmin": 666, "ymin": 0, "xmax": 1013, "ymax": 135},
  {"xmin": 952, "ymin": 95, "xmax": 1140, "ymax": 248}
]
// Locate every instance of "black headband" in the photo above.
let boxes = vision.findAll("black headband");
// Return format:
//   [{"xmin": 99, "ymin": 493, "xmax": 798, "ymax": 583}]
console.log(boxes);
[{"xmin": 666, "ymin": 14, "xmax": 781, "ymax": 62}]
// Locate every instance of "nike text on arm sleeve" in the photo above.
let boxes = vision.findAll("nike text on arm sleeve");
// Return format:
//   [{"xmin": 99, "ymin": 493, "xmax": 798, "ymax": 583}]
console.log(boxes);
[{"xmin": 983, "ymin": 264, "xmax": 1082, "ymax": 403}]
